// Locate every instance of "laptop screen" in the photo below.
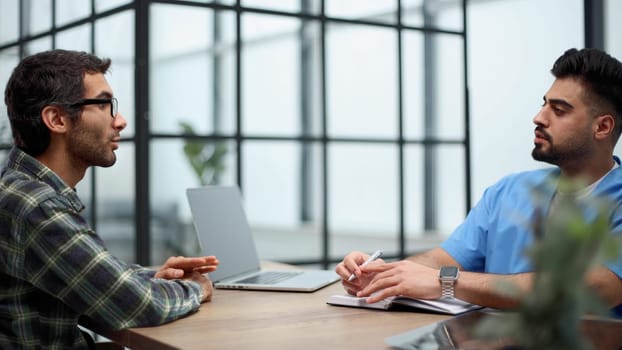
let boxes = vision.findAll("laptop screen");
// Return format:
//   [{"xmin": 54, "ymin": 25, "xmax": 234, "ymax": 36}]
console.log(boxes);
[{"xmin": 186, "ymin": 186, "xmax": 261, "ymax": 283}]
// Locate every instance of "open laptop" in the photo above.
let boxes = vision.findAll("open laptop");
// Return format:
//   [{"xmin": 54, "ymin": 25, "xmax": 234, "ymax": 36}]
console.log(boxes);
[{"xmin": 186, "ymin": 186, "xmax": 340, "ymax": 292}]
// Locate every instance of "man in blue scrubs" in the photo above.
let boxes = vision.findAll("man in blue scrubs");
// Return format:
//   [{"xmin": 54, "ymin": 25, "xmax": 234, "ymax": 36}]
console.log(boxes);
[{"xmin": 336, "ymin": 48, "xmax": 622, "ymax": 314}]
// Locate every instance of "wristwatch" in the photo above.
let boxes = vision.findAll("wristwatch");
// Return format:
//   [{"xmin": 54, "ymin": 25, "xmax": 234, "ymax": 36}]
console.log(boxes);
[{"xmin": 439, "ymin": 266, "xmax": 459, "ymax": 298}]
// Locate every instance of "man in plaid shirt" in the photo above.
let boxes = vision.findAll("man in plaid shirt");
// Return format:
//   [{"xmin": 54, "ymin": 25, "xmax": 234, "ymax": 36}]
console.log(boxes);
[{"xmin": 1, "ymin": 49, "xmax": 220, "ymax": 349}]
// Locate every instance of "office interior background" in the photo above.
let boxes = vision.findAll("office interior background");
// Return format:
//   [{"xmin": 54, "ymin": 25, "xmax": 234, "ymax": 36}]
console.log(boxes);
[{"xmin": 1, "ymin": 0, "xmax": 621, "ymax": 268}]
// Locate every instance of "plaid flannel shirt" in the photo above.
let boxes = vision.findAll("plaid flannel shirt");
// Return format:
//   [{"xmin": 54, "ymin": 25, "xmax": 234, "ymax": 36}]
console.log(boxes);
[{"xmin": 0, "ymin": 147, "xmax": 204, "ymax": 349}]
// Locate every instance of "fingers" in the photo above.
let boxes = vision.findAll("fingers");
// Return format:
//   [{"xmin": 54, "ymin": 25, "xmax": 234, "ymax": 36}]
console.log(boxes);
[
  {"xmin": 357, "ymin": 275, "xmax": 400, "ymax": 302},
  {"xmin": 154, "ymin": 267, "xmax": 185, "ymax": 279},
  {"xmin": 364, "ymin": 286, "xmax": 399, "ymax": 304},
  {"xmin": 335, "ymin": 251, "xmax": 371, "ymax": 280},
  {"xmin": 356, "ymin": 261, "xmax": 439, "ymax": 302},
  {"xmin": 354, "ymin": 261, "xmax": 414, "ymax": 300},
  {"xmin": 161, "ymin": 256, "xmax": 219, "ymax": 271},
  {"xmin": 359, "ymin": 260, "xmax": 394, "ymax": 274},
  {"xmin": 193, "ymin": 265, "xmax": 219, "ymax": 274},
  {"xmin": 155, "ymin": 256, "xmax": 219, "ymax": 280}
]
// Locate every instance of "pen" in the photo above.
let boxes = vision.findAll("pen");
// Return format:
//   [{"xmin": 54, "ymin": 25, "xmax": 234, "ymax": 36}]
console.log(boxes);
[{"xmin": 347, "ymin": 250, "xmax": 383, "ymax": 282}]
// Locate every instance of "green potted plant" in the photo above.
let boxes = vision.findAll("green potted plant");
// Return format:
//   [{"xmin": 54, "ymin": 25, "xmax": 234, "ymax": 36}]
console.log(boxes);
[
  {"xmin": 476, "ymin": 179, "xmax": 621, "ymax": 350},
  {"xmin": 169, "ymin": 121, "xmax": 227, "ymax": 256},
  {"xmin": 179, "ymin": 121, "xmax": 227, "ymax": 186}
]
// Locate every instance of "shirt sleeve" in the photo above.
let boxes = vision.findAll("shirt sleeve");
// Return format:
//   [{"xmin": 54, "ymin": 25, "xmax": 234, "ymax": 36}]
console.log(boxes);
[
  {"xmin": 22, "ymin": 196, "xmax": 204, "ymax": 330},
  {"xmin": 440, "ymin": 189, "xmax": 491, "ymax": 272},
  {"xmin": 604, "ymin": 204, "xmax": 622, "ymax": 278}
]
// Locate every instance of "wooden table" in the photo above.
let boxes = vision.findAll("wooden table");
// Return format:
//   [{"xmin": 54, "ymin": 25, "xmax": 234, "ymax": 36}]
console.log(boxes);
[{"xmin": 95, "ymin": 279, "xmax": 449, "ymax": 349}]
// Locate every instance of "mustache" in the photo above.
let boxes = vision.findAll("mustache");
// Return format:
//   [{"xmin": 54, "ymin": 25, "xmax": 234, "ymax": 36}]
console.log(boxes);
[{"xmin": 535, "ymin": 127, "xmax": 551, "ymax": 141}]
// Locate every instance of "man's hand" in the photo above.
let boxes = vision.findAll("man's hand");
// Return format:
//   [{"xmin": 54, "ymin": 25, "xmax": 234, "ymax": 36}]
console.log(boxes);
[
  {"xmin": 335, "ymin": 251, "xmax": 384, "ymax": 296},
  {"xmin": 356, "ymin": 260, "xmax": 441, "ymax": 303},
  {"xmin": 154, "ymin": 256, "xmax": 219, "ymax": 303},
  {"xmin": 185, "ymin": 271, "xmax": 215, "ymax": 303},
  {"xmin": 154, "ymin": 255, "xmax": 219, "ymax": 279}
]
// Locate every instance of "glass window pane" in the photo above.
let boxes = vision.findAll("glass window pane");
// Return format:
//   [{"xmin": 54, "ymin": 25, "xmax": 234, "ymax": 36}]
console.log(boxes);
[
  {"xmin": 404, "ymin": 32, "xmax": 464, "ymax": 139},
  {"xmin": 0, "ymin": 48, "xmax": 18, "ymax": 146},
  {"xmin": 327, "ymin": 24, "xmax": 397, "ymax": 138},
  {"xmin": 95, "ymin": 0, "xmax": 132, "ymax": 13},
  {"xmin": 242, "ymin": 141, "xmax": 322, "ymax": 262},
  {"xmin": 96, "ymin": 10, "xmax": 135, "ymax": 137},
  {"xmin": 606, "ymin": 0, "xmax": 622, "ymax": 59},
  {"xmin": 328, "ymin": 143, "xmax": 399, "ymax": 259},
  {"xmin": 0, "ymin": 0, "xmax": 19, "ymax": 45},
  {"xmin": 151, "ymin": 138, "xmax": 237, "ymax": 261},
  {"xmin": 326, "ymin": 0, "xmax": 396, "ymax": 24},
  {"xmin": 606, "ymin": 1, "xmax": 622, "ymax": 156},
  {"xmin": 242, "ymin": 14, "xmax": 301, "ymax": 136},
  {"xmin": 242, "ymin": 141, "xmax": 303, "ymax": 226},
  {"xmin": 401, "ymin": 0, "xmax": 424, "ymax": 27},
  {"xmin": 403, "ymin": 0, "xmax": 463, "ymax": 32},
  {"xmin": 402, "ymin": 31, "xmax": 424, "ymax": 139},
  {"xmin": 405, "ymin": 145, "xmax": 464, "ymax": 252},
  {"xmin": 405, "ymin": 145, "xmax": 465, "ymax": 236},
  {"xmin": 183, "ymin": 0, "xmax": 233, "ymax": 4},
  {"xmin": 24, "ymin": 36, "xmax": 53, "ymax": 56},
  {"xmin": 404, "ymin": 145, "xmax": 424, "ymax": 236},
  {"xmin": 434, "ymin": 35, "xmax": 464, "ymax": 138},
  {"xmin": 0, "ymin": 150, "xmax": 8, "ymax": 165},
  {"xmin": 56, "ymin": 24, "xmax": 91, "ymax": 52},
  {"xmin": 26, "ymin": 0, "xmax": 52, "ymax": 36},
  {"xmin": 468, "ymin": 0, "xmax": 582, "ymax": 200},
  {"xmin": 87, "ymin": 142, "xmax": 136, "ymax": 263},
  {"xmin": 56, "ymin": 0, "xmax": 91, "ymax": 27},
  {"xmin": 0, "ymin": 48, "xmax": 19, "ymax": 84},
  {"xmin": 242, "ymin": 0, "xmax": 300, "ymax": 13},
  {"xmin": 436, "ymin": 146, "xmax": 466, "ymax": 234},
  {"xmin": 0, "ymin": 122, "xmax": 11, "ymax": 146},
  {"xmin": 150, "ymin": 5, "xmax": 236, "ymax": 135},
  {"xmin": 433, "ymin": 0, "xmax": 464, "ymax": 32}
]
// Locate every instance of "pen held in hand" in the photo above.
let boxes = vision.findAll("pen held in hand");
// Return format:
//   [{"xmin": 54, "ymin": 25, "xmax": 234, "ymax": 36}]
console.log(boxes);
[{"xmin": 347, "ymin": 250, "xmax": 384, "ymax": 282}]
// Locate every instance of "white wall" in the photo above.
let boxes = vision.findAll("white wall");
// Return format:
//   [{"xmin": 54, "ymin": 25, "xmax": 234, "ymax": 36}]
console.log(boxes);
[{"xmin": 467, "ymin": 0, "xmax": 583, "ymax": 202}]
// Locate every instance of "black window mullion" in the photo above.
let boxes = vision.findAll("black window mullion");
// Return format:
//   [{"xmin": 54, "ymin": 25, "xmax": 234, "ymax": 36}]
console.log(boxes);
[
  {"xmin": 397, "ymin": 0, "xmax": 406, "ymax": 259},
  {"xmin": 320, "ymin": 0, "xmax": 330, "ymax": 269},
  {"xmin": 135, "ymin": 0, "xmax": 151, "ymax": 265},
  {"xmin": 235, "ymin": 0, "xmax": 243, "ymax": 192}
]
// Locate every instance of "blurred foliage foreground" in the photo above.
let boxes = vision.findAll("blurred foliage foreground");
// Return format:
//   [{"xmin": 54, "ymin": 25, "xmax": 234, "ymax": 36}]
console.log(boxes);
[{"xmin": 475, "ymin": 178, "xmax": 621, "ymax": 350}]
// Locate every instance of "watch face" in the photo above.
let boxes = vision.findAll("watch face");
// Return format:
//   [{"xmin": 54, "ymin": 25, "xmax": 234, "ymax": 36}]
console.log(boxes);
[{"xmin": 440, "ymin": 266, "xmax": 459, "ymax": 279}]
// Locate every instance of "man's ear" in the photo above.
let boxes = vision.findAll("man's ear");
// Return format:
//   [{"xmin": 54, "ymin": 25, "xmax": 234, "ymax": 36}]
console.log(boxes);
[
  {"xmin": 40, "ymin": 105, "xmax": 70, "ymax": 134},
  {"xmin": 594, "ymin": 114, "xmax": 615, "ymax": 141}
]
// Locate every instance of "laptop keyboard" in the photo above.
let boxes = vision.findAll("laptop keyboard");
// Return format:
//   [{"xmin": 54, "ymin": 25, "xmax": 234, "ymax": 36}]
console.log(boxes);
[{"xmin": 235, "ymin": 271, "xmax": 302, "ymax": 285}]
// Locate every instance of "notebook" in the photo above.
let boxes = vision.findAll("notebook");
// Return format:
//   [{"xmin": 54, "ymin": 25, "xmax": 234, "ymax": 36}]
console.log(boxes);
[
  {"xmin": 186, "ymin": 186, "xmax": 340, "ymax": 292},
  {"xmin": 327, "ymin": 294, "xmax": 482, "ymax": 315}
]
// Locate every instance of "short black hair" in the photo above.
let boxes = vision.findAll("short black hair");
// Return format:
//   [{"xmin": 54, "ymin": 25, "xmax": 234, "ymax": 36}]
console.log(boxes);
[
  {"xmin": 4, "ymin": 49, "xmax": 111, "ymax": 156},
  {"xmin": 551, "ymin": 48, "xmax": 622, "ymax": 144}
]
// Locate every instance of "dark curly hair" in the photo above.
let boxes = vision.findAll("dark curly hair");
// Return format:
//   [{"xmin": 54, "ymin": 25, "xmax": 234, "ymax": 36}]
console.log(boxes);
[
  {"xmin": 551, "ymin": 48, "xmax": 622, "ymax": 144},
  {"xmin": 4, "ymin": 49, "xmax": 111, "ymax": 156}
]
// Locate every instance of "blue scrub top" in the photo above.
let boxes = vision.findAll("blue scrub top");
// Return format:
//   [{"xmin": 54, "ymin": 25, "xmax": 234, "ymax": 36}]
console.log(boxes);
[{"xmin": 441, "ymin": 157, "xmax": 622, "ymax": 316}]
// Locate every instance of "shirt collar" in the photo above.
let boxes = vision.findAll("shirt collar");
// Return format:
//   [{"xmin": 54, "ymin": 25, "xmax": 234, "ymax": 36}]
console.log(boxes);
[{"xmin": 4, "ymin": 147, "xmax": 85, "ymax": 212}]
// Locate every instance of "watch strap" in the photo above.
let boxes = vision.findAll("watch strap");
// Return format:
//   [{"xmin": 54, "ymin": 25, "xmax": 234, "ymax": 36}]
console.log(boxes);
[{"xmin": 440, "ymin": 279, "xmax": 455, "ymax": 298}]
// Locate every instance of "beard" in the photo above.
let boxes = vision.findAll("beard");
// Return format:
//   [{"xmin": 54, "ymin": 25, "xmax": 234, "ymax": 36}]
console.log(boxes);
[
  {"xmin": 531, "ymin": 131, "xmax": 591, "ymax": 166},
  {"xmin": 68, "ymin": 121, "xmax": 117, "ymax": 168}
]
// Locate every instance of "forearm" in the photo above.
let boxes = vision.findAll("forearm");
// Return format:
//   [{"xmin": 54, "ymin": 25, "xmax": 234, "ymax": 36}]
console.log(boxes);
[
  {"xmin": 65, "ymin": 258, "xmax": 204, "ymax": 330},
  {"xmin": 586, "ymin": 266, "xmax": 622, "ymax": 307},
  {"xmin": 29, "ymin": 227, "xmax": 203, "ymax": 330},
  {"xmin": 406, "ymin": 247, "xmax": 462, "ymax": 269},
  {"xmin": 455, "ymin": 271, "xmax": 533, "ymax": 309},
  {"xmin": 409, "ymin": 248, "xmax": 534, "ymax": 309}
]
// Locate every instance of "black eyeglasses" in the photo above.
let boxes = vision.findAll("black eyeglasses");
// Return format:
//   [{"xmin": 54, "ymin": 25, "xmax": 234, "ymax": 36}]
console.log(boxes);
[{"xmin": 70, "ymin": 97, "xmax": 118, "ymax": 119}]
